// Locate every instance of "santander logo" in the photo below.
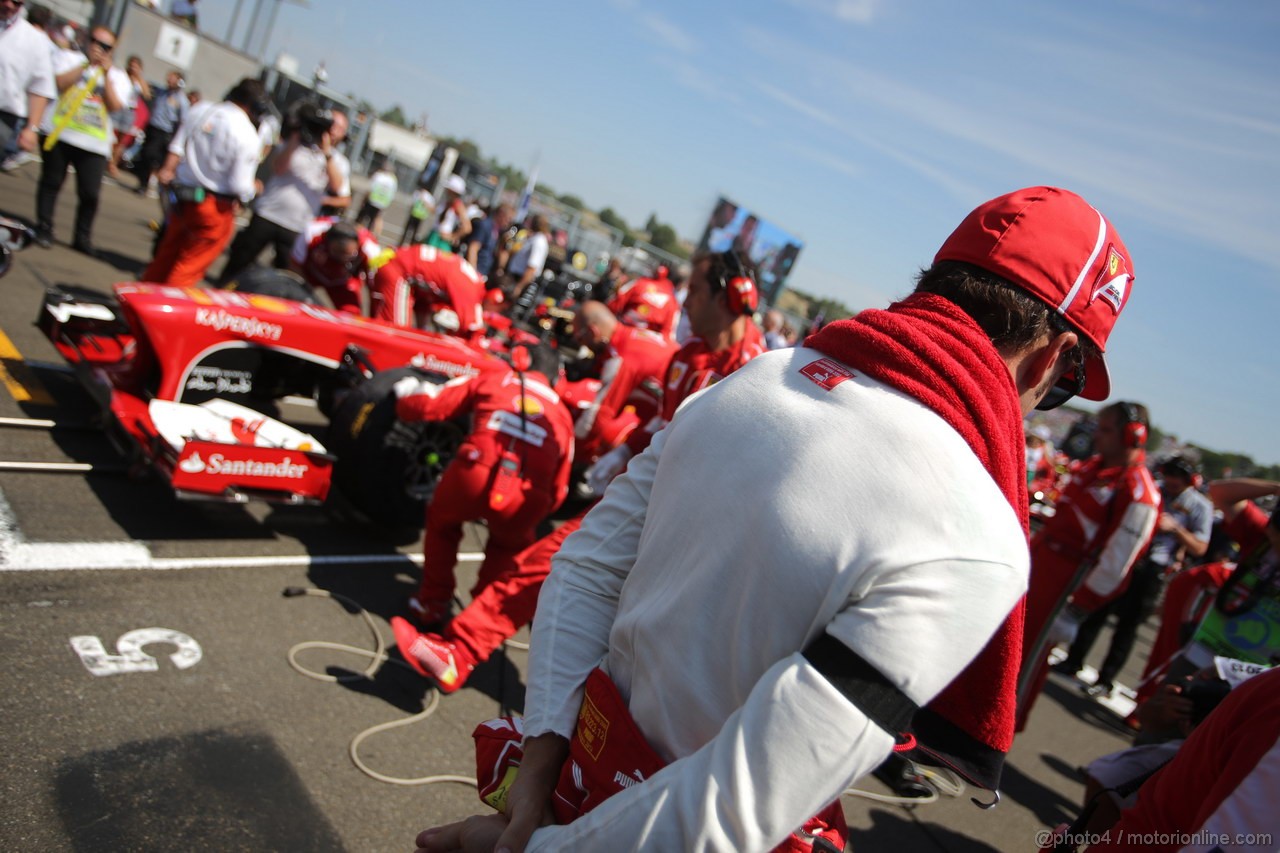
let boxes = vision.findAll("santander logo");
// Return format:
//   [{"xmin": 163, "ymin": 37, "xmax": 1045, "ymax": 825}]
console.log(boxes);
[{"xmin": 177, "ymin": 451, "xmax": 309, "ymax": 479}]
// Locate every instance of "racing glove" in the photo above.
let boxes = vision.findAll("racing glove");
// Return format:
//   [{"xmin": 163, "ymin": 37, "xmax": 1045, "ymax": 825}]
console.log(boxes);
[
  {"xmin": 585, "ymin": 445, "xmax": 633, "ymax": 496},
  {"xmin": 432, "ymin": 308, "xmax": 460, "ymax": 332},
  {"xmin": 393, "ymin": 376, "xmax": 432, "ymax": 399}
]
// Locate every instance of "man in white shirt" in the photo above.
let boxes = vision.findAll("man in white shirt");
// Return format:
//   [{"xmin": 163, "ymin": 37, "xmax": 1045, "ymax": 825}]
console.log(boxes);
[
  {"xmin": 142, "ymin": 78, "xmax": 266, "ymax": 286},
  {"xmin": 0, "ymin": 0, "xmax": 55, "ymax": 161},
  {"xmin": 415, "ymin": 187, "xmax": 1140, "ymax": 852},
  {"xmin": 33, "ymin": 24, "xmax": 130, "ymax": 254},
  {"xmin": 217, "ymin": 101, "xmax": 343, "ymax": 282},
  {"xmin": 507, "ymin": 213, "xmax": 550, "ymax": 297}
]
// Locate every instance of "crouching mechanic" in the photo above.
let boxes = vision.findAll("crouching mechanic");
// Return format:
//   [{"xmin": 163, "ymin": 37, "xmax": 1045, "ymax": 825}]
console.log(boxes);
[
  {"xmin": 392, "ymin": 344, "xmax": 574, "ymax": 642},
  {"xmin": 370, "ymin": 243, "xmax": 486, "ymax": 343},
  {"xmin": 414, "ymin": 187, "xmax": 1140, "ymax": 852},
  {"xmin": 1016, "ymin": 401, "xmax": 1160, "ymax": 730},
  {"xmin": 391, "ymin": 250, "xmax": 766, "ymax": 695},
  {"xmin": 288, "ymin": 216, "xmax": 381, "ymax": 313},
  {"xmin": 571, "ymin": 300, "xmax": 676, "ymax": 459}
]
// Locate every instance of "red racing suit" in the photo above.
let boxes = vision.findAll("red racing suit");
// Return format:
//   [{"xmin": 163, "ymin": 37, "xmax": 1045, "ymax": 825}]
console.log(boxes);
[
  {"xmin": 607, "ymin": 275, "xmax": 679, "ymax": 341},
  {"xmin": 288, "ymin": 217, "xmax": 381, "ymax": 314},
  {"xmin": 626, "ymin": 322, "xmax": 767, "ymax": 456},
  {"xmin": 447, "ymin": 323, "xmax": 765, "ymax": 674},
  {"xmin": 397, "ymin": 368, "xmax": 574, "ymax": 612},
  {"xmin": 370, "ymin": 244, "xmax": 486, "ymax": 343},
  {"xmin": 574, "ymin": 324, "xmax": 676, "ymax": 456},
  {"xmin": 1017, "ymin": 454, "xmax": 1160, "ymax": 730}
]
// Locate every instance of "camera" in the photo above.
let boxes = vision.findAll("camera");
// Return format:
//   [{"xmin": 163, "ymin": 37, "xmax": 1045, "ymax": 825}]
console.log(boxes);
[{"xmin": 284, "ymin": 101, "xmax": 334, "ymax": 147}]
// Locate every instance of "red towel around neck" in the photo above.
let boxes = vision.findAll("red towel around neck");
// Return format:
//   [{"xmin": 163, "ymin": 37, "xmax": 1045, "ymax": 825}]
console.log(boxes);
[{"xmin": 806, "ymin": 292, "xmax": 1028, "ymax": 790}]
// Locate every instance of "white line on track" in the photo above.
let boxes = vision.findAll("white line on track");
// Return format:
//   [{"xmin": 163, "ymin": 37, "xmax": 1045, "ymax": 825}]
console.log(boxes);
[{"xmin": 0, "ymin": 487, "xmax": 482, "ymax": 572}]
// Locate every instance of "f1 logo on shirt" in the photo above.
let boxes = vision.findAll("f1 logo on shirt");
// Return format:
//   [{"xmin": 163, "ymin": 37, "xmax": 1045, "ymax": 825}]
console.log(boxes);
[{"xmin": 800, "ymin": 358, "xmax": 856, "ymax": 391}]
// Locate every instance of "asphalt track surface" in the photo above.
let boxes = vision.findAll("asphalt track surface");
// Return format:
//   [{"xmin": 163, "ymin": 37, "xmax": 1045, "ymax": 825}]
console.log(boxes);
[{"xmin": 1, "ymin": 167, "xmax": 1158, "ymax": 851}]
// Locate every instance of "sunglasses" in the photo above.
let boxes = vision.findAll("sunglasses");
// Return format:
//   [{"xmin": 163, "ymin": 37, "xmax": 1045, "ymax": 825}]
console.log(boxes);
[
  {"xmin": 1036, "ymin": 343, "xmax": 1086, "ymax": 411},
  {"xmin": 91, "ymin": 37, "xmax": 115, "ymax": 51}
]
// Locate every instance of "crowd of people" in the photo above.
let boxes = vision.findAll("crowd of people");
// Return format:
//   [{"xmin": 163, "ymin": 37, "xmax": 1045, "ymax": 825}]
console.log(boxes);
[{"xmin": 4, "ymin": 6, "xmax": 1277, "ymax": 850}]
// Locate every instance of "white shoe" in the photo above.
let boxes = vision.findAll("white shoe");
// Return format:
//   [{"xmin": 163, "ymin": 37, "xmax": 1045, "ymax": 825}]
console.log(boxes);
[{"xmin": 1, "ymin": 151, "xmax": 38, "ymax": 171}]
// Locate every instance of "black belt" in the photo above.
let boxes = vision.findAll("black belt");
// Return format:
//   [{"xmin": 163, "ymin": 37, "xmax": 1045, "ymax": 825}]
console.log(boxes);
[{"xmin": 174, "ymin": 185, "xmax": 238, "ymax": 204}]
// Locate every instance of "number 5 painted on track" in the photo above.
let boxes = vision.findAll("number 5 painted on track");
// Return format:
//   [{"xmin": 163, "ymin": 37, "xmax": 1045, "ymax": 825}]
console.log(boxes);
[{"xmin": 69, "ymin": 628, "xmax": 203, "ymax": 676}]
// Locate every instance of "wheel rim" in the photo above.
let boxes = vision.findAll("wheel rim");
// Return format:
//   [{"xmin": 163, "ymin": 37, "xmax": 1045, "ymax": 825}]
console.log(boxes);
[{"xmin": 386, "ymin": 419, "xmax": 465, "ymax": 503}]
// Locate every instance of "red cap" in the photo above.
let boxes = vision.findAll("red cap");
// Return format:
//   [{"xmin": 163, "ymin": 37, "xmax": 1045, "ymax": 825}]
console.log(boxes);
[{"xmin": 934, "ymin": 186, "xmax": 1134, "ymax": 401}]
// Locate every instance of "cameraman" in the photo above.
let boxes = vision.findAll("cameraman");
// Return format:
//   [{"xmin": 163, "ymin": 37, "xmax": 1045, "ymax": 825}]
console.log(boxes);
[{"xmin": 218, "ymin": 101, "xmax": 343, "ymax": 284}]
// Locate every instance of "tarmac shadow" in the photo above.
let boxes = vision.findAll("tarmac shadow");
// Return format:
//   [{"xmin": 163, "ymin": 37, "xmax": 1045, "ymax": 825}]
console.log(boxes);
[
  {"xmin": 844, "ymin": 809, "xmax": 1001, "ymax": 852},
  {"xmin": 53, "ymin": 725, "xmax": 346, "ymax": 852},
  {"xmin": 999, "ymin": 761, "xmax": 1080, "ymax": 829}
]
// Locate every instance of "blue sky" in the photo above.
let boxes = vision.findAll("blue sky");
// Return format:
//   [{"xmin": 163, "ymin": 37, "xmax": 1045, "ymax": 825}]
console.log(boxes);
[{"xmin": 193, "ymin": 0, "xmax": 1279, "ymax": 464}]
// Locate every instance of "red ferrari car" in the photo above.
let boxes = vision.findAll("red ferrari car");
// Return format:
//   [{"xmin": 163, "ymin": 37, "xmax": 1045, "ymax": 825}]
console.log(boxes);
[{"xmin": 38, "ymin": 272, "xmax": 512, "ymax": 533}]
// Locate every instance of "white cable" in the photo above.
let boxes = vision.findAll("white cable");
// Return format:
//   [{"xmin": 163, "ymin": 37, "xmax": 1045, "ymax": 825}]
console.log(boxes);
[
  {"xmin": 285, "ymin": 587, "xmax": 479, "ymax": 788},
  {"xmin": 841, "ymin": 787, "xmax": 939, "ymax": 805}
]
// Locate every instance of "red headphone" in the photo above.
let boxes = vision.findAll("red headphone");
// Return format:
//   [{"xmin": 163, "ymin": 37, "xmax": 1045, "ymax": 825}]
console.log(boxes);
[
  {"xmin": 1118, "ymin": 401, "xmax": 1148, "ymax": 449},
  {"xmin": 717, "ymin": 251, "xmax": 758, "ymax": 316}
]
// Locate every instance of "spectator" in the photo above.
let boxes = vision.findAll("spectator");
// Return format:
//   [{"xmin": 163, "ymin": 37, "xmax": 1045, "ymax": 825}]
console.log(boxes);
[
  {"xmin": 142, "ymin": 77, "xmax": 265, "ymax": 286},
  {"xmin": 171, "ymin": 0, "xmax": 197, "ymax": 28},
  {"xmin": 106, "ymin": 54, "xmax": 148, "ymax": 178},
  {"xmin": 391, "ymin": 344, "xmax": 574, "ymax": 636},
  {"xmin": 413, "ymin": 187, "xmax": 1137, "ymax": 852},
  {"xmin": 507, "ymin": 213, "xmax": 549, "ymax": 298},
  {"xmin": 1059, "ymin": 455, "xmax": 1213, "ymax": 698},
  {"xmin": 369, "ymin": 243, "xmax": 486, "ymax": 342},
  {"xmin": 398, "ymin": 184, "xmax": 435, "ymax": 246},
  {"xmin": 287, "ymin": 216, "xmax": 380, "ymax": 314},
  {"xmin": 0, "ymin": 0, "xmax": 55, "ymax": 171},
  {"xmin": 1017, "ymin": 401, "xmax": 1161, "ymax": 730},
  {"xmin": 465, "ymin": 202, "xmax": 512, "ymax": 281},
  {"xmin": 1025, "ymin": 423, "xmax": 1055, "ymax": 494},
  {"xmin": 34, "ymin": 25, "xmax": 130, "ymax": 254},
  {"xmin": 595, "ymin": 256, "xmax": 628, "ymax": 303},
  {"xmin": 424, "ymin": 173, "xmax": 471, "ymax": 251},
  {"xmin": 133, "ymin": 68, "xmax": 186, "ymax": 195},
  {"xmin": 317, "ymin": 109, "xmax": 350, "ymax": 216},
  {"xmin": 217, "ymin": 101, "xmax": 343, "ymax": 281},
  {"xmin": 354, "ymin": 159, "xmax": 397, "ymax": 240},
  {"xmin": 763, "ymin": 308, "xmax": 788, "ymax": 349}
]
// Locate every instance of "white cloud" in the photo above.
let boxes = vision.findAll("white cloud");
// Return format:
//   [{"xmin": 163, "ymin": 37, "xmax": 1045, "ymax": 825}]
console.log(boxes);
[
  {"xmin": 636, "ymin": 11, "xmax": 699, "ymax": 54},
  {"xmin": 785, "ymin": 0, "xmax": 884, "ymax": 25},
  {"xmin": 739, "ymin": 25, "xmax": 1280, "ymax": 274}
]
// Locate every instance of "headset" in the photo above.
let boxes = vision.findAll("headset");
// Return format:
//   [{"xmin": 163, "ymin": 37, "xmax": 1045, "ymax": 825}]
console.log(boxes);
[
  {"xmin": 1117, "ymin": 401, "xmax": 1148, "ymax": 449},
  {"xmin": 714, "ymin": 250, "xmax": 758, "ymax": 316}
]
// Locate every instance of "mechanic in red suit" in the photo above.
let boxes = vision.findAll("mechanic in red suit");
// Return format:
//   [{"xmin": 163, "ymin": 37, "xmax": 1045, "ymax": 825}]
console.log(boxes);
[
  {"xmin": 390, "ymin": 250, "xmax": 765, "ymax": 693},
  {"xmin": 369, "ymin": 243, "xmax": 486, "ymax": 343},
  {"xmin": 392, "ymin": 344, "xmax": 575, "ymax": 633},
  {"xmin": 1016, "ymin": 401, "xmax": 1161, "ymax": 730},
  {"xmin": 287, "ymin": 216, "xmax": 381, "ymax": 314},
  {"xmin": 570, "ymin": 300, "xmax": 677, "ymax": 458},
  {"xmin": 606, "ymin": 265, "xmax": 680, "ymax": 341}
]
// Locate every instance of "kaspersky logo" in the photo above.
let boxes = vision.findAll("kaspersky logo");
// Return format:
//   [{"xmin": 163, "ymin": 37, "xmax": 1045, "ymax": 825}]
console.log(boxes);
[
  {"xmin": 194, "ymin": 308, "xmax": 283, "ymax": 341},
  {"xmin": 178, "ymin": 451, "xmax": 309, "ymax": 479}
]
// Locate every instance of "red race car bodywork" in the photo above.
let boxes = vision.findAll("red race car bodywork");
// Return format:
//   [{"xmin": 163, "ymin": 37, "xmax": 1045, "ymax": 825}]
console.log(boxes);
[{"xmin": 40, "ymin": 283, "xmax": 508, "ymax": 509}]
